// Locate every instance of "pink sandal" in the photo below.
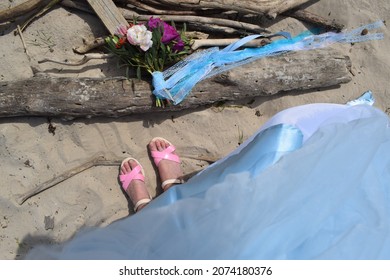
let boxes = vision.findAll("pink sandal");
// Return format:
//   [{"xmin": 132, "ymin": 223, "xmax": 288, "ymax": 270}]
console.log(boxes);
[
  {"xmin": 149, "ymin": 137, "xmax": 184, "ymax": 191},
  {"xmin": 119, "ymin": 157, "xmax": 151, "ymax": 212}
]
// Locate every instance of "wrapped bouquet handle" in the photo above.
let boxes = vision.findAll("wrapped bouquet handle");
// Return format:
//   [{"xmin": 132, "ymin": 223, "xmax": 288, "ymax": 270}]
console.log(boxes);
[{"xmin": 152, "ymin": 21, "xmax": 384, "ymax": 105}]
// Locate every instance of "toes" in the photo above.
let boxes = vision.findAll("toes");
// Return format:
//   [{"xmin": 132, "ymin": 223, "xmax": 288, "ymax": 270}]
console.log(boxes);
[
  {"xmin": 149, "ymin": 138, "xmax": 173, "ymax": 153},
  {"xmin": 149, "ymin": 138, "xmax": 177, "ymax": 157},
  {"xmin": 156, "ymin": 139, "xmax": 164, "ymax": 151},
  {"xmin": 120, "ymin": 161, "xmax": 129, "ymax": 174},
  {"xmin": 148, "ymin": 140, "xmax": 157, "ymax": 152},
  {"xmin": 128, "ymin": 159, "xmax": 138, "ymax": 169},
  {"xmin": 121, "ymin": 159, "xmax": 137, "ymax": 174},
  {"xmin": 158, "ymin": 139, "xmax": 170, "ymax": 151},
  {"xmin": 162, "ymin": 140, "xmax": 169, "ymax": 150}
]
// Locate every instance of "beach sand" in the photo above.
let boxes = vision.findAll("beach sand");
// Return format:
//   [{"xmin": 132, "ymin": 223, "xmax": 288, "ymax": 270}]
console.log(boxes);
[{"xmin": 0, "ymin": 0, "xmax": 389, "ymax": 259}]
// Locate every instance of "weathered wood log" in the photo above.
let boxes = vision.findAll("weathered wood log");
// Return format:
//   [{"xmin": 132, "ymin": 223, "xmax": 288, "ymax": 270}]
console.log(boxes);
[
  {"xmin": 0, "ymin": 48, "xmax": 351, "ymax": 119},
  {"xmin": 0, "ymin": 0, "xmax": 48, "ymax": 23},
  {"xmin": 122, "ymin": 0, "xmax": 202, "ymax": 15},
  {"xmin": 120, "ymin": 11, "xmax": 271, "ymax": 34},
  {"xmin": 118, "ymin": 0, "xmax": 312, "ymax": 18},
  {"xmin": 86, "ymin": 0, "xmax": 128, "ymax": 35},
  {"xmin": 284, "ymin": 9, "xmax": 344, "ymax": 32}
]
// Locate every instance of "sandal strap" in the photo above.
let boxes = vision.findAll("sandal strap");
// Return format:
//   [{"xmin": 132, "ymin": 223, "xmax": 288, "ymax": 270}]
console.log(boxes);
[
  {"xmin": 119, "ymin": 165, "xmax": 144, "ymax": 192},
  {"xmin": 133, "ymin": 198, "xmax": 151, "ymax": 212},
  {"xmin": 161, "ymin": 178, "xmax": 184, "ymax": 191},
  {"xmin": 151, "ymin": 145, "xmax": 180, "ymax": 166}
]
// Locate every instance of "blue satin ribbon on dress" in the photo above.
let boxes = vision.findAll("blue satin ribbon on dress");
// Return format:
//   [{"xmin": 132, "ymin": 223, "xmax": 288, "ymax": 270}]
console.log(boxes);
[
  {"xmin": 152, "ymin": 21, "xmax": 384, "ymax": 105},
  {"xmin": 149, "ymin": 123, "xmax": 304, "ymax": 207},
  {"xmin": 151, "ymin": 91, "xmax": 375, "ymax": 207}
]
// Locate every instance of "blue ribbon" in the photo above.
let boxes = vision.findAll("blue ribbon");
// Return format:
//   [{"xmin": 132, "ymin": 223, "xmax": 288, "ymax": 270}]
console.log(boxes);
[{"xmin": 152, "ymin": 21, "xmax": 384, "ymax": 105}]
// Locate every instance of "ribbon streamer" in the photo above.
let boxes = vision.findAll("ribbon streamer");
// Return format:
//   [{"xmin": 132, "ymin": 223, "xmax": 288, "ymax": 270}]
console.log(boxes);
[{"xmin": 152, "ymin": 21, "xmax": 384, "ymax": 105}]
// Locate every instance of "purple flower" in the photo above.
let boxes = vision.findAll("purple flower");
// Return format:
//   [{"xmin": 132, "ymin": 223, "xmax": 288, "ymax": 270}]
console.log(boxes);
[
  {"xmin": 173, "ymin": 39, "xmax": 185, "ymax": 52},
  {"xmin": 147, "ymin": 17, "xmax": 163, "ymax": 29},
  {"xmin": 147, "ymin": 17, "xmax": 181, "ymax": 44},
  {"xmin": 161, "ymin": 22, "xmax": 180, "ymax": 44}
]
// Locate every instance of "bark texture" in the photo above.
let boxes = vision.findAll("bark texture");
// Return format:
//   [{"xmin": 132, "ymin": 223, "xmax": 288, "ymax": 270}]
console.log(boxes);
[{"xmin": 0, "ymin": 48, "xmax": 351, "ymax": 119}]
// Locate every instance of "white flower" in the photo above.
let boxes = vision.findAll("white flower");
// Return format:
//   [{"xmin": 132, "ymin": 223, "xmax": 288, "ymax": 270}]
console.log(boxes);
[{"xmin": 127, "ymin": 24, "xmax": 153, "ymax": 51}]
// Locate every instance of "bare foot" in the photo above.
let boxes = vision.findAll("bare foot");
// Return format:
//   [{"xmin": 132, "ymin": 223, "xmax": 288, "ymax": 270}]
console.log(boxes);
[
  {"xmin": 120, "ymin": 159, "xmax": 151, "ymax": 212},
  {"xmin": 148, "ymin": 138, "xmax": 184, "ymax": 191}
]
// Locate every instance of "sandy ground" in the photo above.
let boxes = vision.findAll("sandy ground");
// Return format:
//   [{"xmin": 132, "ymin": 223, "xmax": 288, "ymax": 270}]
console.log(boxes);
[{"xmin": 0, "ymin": 0, "xmax": 389, "ymax": 259}]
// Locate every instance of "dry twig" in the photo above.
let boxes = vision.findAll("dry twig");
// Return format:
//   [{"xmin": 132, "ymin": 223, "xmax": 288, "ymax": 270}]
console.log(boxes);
[
  {"xmin": 121, "ymin": 10, "xmax": 270, "ymax": 34},
  {"xmin": 20, "ymin": 0, "xmax": 62, "ymax": 32},
  {"xmin": 15, "ymin": 153, "xmax": 120, "ymax": 205},
  {"xmin": 117, "ymin": 0, "xmax": 311, "ymax": 18},
  {"xmin": 17, "ymin": 25, "xmax": 30, "ymax": 58},
  {"xmin": 73, "ymin": 37, "xmax": 106, "ymax": 54},
  {"xmin": 191, "ymin": 38, "xmax": 268, "ymax": 50},
  {"xmin": 124, "ymin": 0, "xmax": 199, "ymax": 15},
  {"xmin": 16, "ymin": 152, "xmax": 218, "ymax": 204},
  {"xmin": 38, "ymin": 53, "xmax": 113, "ymax": 66}
]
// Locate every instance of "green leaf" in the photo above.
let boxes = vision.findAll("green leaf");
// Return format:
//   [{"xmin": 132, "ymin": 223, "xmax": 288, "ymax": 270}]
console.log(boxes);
[
  {"xmin": 146, "ymin": 54, "xmax": 153, "ymax": 70},
  {"xmin": 156, "ymin": 98, "xmax": 162, "ymax": 107},
  {"xmin": 125, "ymin": 66, "xmax": 130, "ymax": 79},
  {"xmin": 158, "ymin": 58, "xmax": 164, "ymax": 70},
  {"xmin": 136, "ymin": 66, "xmax": 141, "ymax": 80},
  {"xmin": 161, "ymin": 48, "xmax": 167, "ymax": 61},
  {"xmin": 131, "ymin": 16, "xmax": 138, "ymax": 25},
  {"xmin": 160, "ymin": 42, "xmax": 166, "ymax": 53}
]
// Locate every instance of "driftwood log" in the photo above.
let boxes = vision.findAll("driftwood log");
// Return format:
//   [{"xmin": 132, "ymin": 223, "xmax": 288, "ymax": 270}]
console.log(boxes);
[
  {"xmin": 1, "ymin": 0, "xmax": 311, "ymax": 22},
  {"xmin": 0, "ymin": 48, "xmax": 351, "ymax": 119},
  {"xmin": 1, "ymin": 0, "xmax": 312, "ymax": 24},
  {"xmin": 0, "ymin": 0, "xmax": 48, "ymax": 23},
  {"xmin": 117, "ymin": 0, "xmax": 312, "ymax": 18}
]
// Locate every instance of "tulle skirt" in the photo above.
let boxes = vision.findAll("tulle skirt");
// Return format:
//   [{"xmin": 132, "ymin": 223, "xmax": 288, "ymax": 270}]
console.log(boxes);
[{"xmin": 27, "ymin": 102, "xmax": 390, "ymax": 259}]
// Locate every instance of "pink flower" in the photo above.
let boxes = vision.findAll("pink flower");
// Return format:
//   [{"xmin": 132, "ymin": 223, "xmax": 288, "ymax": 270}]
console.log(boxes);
[
  {"xmin": 127, "ymin": 24, "xmax": 153, "ymax": 51},
  {"xmin": 115, "ymin": 24, "xmax": 128, "ymax": 36}
]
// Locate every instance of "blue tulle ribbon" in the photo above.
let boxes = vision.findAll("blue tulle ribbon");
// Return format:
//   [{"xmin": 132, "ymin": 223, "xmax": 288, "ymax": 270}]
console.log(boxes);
[
  {"xmin": 152, "ymin": 21, "xmax": 384, "ymax": 105},
  {"xmin": 347, "ymin": 90, "xmax": 375, "ymax": 106}
]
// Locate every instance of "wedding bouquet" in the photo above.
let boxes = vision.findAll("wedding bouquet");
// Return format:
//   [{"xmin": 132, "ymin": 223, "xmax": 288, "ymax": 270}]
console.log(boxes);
[{"xmin": 105, "ymin": 17, "xmax": 191, "ymax": 106}]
